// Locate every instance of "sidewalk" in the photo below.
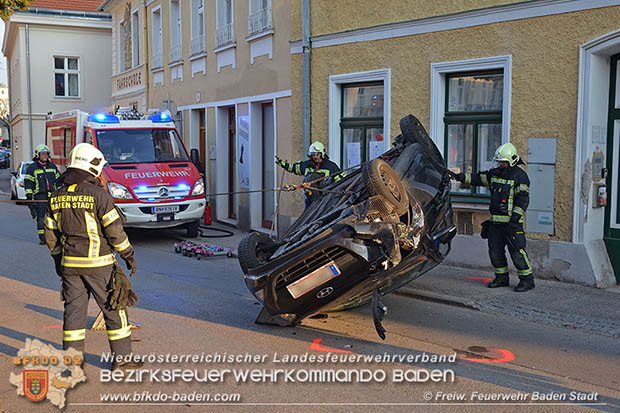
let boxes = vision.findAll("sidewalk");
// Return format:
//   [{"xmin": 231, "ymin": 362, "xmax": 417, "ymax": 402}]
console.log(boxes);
[{"xmin": 398, "ymin": 264, "xmax": 620, "ymax": 338}]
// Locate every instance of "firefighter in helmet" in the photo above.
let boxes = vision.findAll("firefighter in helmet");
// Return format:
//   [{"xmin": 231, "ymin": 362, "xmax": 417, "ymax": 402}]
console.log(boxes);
[
  {"xmin": 44, "ymin": 143, "xmax": 142, "ymax": 370},
  {"xmin": 275, "ymin": 141, "xmax": 345, "ymax": 208},
  {"xmin": 453, "ymin": 142, "xmax": 535, "ymax": 292},
  {"xmin": 24, "ymin": 144, "xmax": 60, "ymax": 244}
]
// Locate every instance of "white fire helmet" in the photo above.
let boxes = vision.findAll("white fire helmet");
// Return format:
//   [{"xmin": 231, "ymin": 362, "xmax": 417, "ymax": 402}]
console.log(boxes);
[{"xmin": 68, "ymin": 143, "xmax": 107, "ymax": 177}]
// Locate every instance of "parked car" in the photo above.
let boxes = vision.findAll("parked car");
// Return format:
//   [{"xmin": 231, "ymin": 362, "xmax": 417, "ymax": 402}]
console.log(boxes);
[
  {"xmin": 0, "ymin": 149, "xmax": 8, "ymax": 169},
  {"xmin": 10, "ymin": 161, "xmax": 33, "ymax": 203},
  {"xmin": 238, "ymin": 115, "xmax": 456, "ymax": 338}
]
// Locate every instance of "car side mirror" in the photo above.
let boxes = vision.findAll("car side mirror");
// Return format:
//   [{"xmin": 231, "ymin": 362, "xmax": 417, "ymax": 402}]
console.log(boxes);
[
  {"xmin": 190, "ymin": 148, "xmax": 201, "ymax": 170},
  {"xmin": 10, "ymin": 171, "xmax": 17, "ymax": 177}
]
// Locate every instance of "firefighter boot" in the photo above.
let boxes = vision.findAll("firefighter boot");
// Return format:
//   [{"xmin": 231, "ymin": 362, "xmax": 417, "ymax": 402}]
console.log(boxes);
[
  {"xmin": 514, "ymin": 276, "xmax": 535, "ymax": 292},
  {"xmin": 488, "ymin": 275, "xmax": 510, "ymax": 288}
]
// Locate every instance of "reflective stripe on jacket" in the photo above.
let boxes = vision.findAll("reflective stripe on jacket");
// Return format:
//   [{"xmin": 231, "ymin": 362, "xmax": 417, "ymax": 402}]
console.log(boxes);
[
  {"xmin": 464, "ymin": 166, "xmax": 530, "ymax": 224},
  {"xmin": 44, "ymin": 176, "xmax": 134, "ymax": 275}
]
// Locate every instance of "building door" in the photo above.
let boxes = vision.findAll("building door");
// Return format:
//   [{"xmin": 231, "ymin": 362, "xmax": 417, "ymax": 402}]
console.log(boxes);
[
  {"xmin": 605, "ymin": 53, "xmax": 620, "ymax": 283},
  {"xmin": 227, "ymin": 106, "xmax": 237, "ymax": 220},
  {"xmin": 262, "ymin": 102, "xmax": 275, "ymax": 229},
  {"xmin": 199, "ymin": 109, "xmax": 206, "ymax": 169}
]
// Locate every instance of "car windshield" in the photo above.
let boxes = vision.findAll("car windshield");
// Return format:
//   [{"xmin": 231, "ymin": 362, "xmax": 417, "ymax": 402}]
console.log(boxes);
[
  {"xmin": 21, "ymin": 163, "xmax": 30, "ymax": 174},
  {"xmin": 96, "ymin": 128, "xmax": 189, "ymax": 164}
]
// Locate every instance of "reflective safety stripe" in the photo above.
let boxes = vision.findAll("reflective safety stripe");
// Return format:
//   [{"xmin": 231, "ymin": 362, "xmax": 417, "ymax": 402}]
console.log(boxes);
[
  {"xmin": 63, "ymin": 329, "xmax": 86, "ymax": 342},
  {"xmin": 37, "ymin": 229, "xmax": 44, "ymax": 235},
  {"xmin": 51, "ymin": 245, "xmax": 62, "ymax": 255},
  {"xmin": 107, "ymin": 326, "xmax": 131, "ymax": 341},
  {"xmin": 62, "ymin": 254, "xmax": 115, "ymax": 268},
  {"xmin": 84, "ymin": 211, "xmax": 100, "ymax": 258},
  {"xmin": 513, "ymin": 206, "xmax": 525, "ymax": 216},
  {"xmin": 54, "ymin": 212, "xmax": 62, "ymax": 232},
  {"xmin": 101, "ymin": 209, "xmax": 120, "ymax": 227},
  {"xmin": 464, "ymin": 173, "xmax": 471, "ymax": 184},
  {"xmin": 112, "ymin": 237, "xmax": 131, "ymax": 252},
  {"xmin": 519, "ymin": 249, "xmax": 532, "ymax": 271},
  {"xmin": 45, "ymin": 216, "xmax": 58, "ymax": 230},
  {"xmin": 481, "ymin": 174, "xmax": 489, "ymax": 187},
  {"xmin": 490, "ymin": 177, "xmax": 514, "ymax": 185},
  {"xmin": 491, "ymin": 215, "xmax": 510, "ymax": 223},
  {"xmin": 518, "ymin": 269, "xmax": 533, "ymax": 276},
  {"xmin": 495, "ymin": 266, "xmax": 509, "ymax": 274},
  {"xmin": 294, "ymin": 163, "xmax": 301, "ymax": 175},
  {"xmin": 25, "ymin": 189, "xmax": 33, "ymax": 194},
  {"xmin": 519, "ymin": 184, "xmax": 529, "ymax": 193},
  {"xmin": 68, "ymin": 184, "xmax": 77, "ymax": 192},
  {"xmin": 24, "ymin": 175, "xmax": 35, "ymax": 182},
  {"xmin": 119, "ymin": 309, "xmax": 128, "ymax": 328}
]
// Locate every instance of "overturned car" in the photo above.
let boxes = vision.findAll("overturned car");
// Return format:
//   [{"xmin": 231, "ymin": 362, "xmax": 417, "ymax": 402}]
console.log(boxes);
[{"xmin": 238, "ymin": 115, "xmax": 456, "ymax": 338}]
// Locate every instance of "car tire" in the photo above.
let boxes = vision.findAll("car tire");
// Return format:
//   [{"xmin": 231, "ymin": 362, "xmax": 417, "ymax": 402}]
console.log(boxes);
[
  {"xmin": 186, "ymin": 220, "xmax": 200, "ymax": 238},
  {"xmin": 363, "ymin": 159, "xmax": 409, "ymax": 216},
  {"xmin": 238, "ymin": 232, "xmax": 275, "ymax": 273}
]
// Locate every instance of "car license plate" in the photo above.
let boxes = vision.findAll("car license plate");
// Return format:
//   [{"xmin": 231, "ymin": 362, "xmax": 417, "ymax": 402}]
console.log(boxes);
[
  {"xmin": 152, "ymin": 205, "xmax": 180, "ymax": 214},
  {"xmin": 286, "ymin": 262, "xmax": 340, "ymax": 299}
]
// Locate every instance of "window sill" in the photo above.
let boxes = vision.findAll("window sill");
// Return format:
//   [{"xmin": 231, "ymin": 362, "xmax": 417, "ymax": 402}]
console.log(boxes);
[
  {"xmin": 188, "ymin": 52, "xmax": 207, "ymax": 62},
  {"xmin": 53, "ymin": 96, "xmax": 81, "ymax": 100},
  {"xmin": 168, "ymin": 60, "xmax": 183, "ymax": 68},
  {"xmin": 245, "ymin": 29, "xmax": 274, "ymax": 42},
  {"xmin": 151, "ymin": 66, "xmax": 163, "ymax": 72},
  {"xmin": 213, "ymin": 42, "xmax": 236, "ymax": 54},
  {"xmin": 115, "ymin": 64, "xmax": 145, "ymax": 76}
]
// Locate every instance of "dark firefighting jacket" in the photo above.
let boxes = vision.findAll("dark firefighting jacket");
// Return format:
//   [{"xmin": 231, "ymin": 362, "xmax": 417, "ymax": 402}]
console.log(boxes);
[
  {"xmin": 24, "ymin": 160, "xmax": 60, "ymax": 199},
  {"xmin": 464, "ymin": 166, "xmax": 530, "ymax": 224},
  {"xmin": 284, "ymin": 157, "xmax": 345, "ymax": 182},
  {"xmin": 44, "ymin": 170, "xmax": 134, "ymax": 275}
]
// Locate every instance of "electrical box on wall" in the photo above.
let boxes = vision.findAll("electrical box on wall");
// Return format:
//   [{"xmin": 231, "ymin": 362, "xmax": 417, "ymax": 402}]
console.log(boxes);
[{"xmin": 526, "ymin": 138, "xmax": 557, "ymax": 235}]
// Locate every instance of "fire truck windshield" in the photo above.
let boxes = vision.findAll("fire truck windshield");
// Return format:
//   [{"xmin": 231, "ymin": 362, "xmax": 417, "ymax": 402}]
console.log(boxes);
[{"xmin": 96, "ymin": 128, "xmax": 189, "ymax": 164}]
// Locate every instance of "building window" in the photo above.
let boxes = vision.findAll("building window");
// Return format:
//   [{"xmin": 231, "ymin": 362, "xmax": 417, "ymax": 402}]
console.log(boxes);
[
  {"xmin": 169, "ymin": 0, "xmax": 182, "ymax": 63},
  {"xmin": 340, "ymin": 82, "xmax": 384, "ymax": 168},
  {"xmin": 54, "ymin": 57, "xmax": 79, "ymax": 98},
  {"xmin": 119, "ymin": 20, "xmax": 127, "ymax": 72},
  {"xmin": 191, "ymin": 0, "xmax": 205, "ymax": 56},
  {"xmin": 151, "ymin": 7, "xmax": 163, "ymax": 70},
  {"xmin": 216, "ymin": 0, "xmax": 234, "ymax": 48},
  {"xmin": 248, "ymin": 0, "xmax": 271, "ymax": 35},
  {"xmin": 131, "ymin": 10, "xmax": 140, "ymax": 67},
  {"xmin": 445, "ymin": 71, "xmax": 503, "ymax": 196}
]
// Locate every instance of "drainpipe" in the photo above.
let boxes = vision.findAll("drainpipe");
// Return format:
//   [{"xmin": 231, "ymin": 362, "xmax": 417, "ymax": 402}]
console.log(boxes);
[
  {"xmin": 301, "ymin": 0, "xmax": 311, "ymax": 155},
  {"xmin": 143, "ymin": 0, "xmax": 150, "ymax": 111},
  {"xmin": 25, "ymin": 24, "xmax": 33, "ymax": 156}
]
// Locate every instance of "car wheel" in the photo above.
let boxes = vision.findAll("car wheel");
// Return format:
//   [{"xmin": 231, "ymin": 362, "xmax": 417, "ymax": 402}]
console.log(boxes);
[
  {"xmin": 238, "ymin": 232, "xmax": 275, "ymax": 273},
  {"xmin": 363, "ymin": 159, "xmax": 409, "ymax": 216},
  {"xmin": 186, "ymin": 220, "xmax": 200, "ymax": 238}
]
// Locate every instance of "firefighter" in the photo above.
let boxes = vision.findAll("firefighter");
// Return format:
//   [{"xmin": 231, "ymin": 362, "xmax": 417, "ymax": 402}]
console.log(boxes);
[
  {"xmin": 275, "ymin": 141, "xmax": 345, "ymax": 208},
  {"xmin": 25, "ymin": 144, "xmax": 60, "ymax": 244},
  {"xmin": 454, "ymin": 142, "xmax": 535, "ymax": 292},
  {"xmin": 44, "ymin": 143, "xmax": 142, "ymax": 370}
]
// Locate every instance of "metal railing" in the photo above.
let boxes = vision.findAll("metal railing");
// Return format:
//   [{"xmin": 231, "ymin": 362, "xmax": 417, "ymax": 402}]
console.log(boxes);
[
  {"xmin": 215, "ymin": 23, "xmax": 234, "ymax": 48},
  {"xmin": 248, "ymin": 7, "xmax": 272, "ymax": 35},
  {"xmin": 169, "ymin": 44, "xmax": 182, "ymax": 63},
  {"xmin": 151, "ymin": 52, "xmax": 163, "ymax": 70},
  {"xmin": 190, "ymin": 35, "xmax": 206, "ymax": 56}
]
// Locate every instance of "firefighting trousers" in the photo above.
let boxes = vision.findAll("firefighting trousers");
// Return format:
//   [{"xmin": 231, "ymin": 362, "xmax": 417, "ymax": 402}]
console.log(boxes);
[
  {"xmin": 61, "ymin": 267, "xmax": 132, "ymax": 355},
  {"xmin": 487, "ymin": 223, "xmax": 533, "ymax": 279},
  {"xmin": 34, "ymin": 196, "xmax": 47, "ymax": 241}
]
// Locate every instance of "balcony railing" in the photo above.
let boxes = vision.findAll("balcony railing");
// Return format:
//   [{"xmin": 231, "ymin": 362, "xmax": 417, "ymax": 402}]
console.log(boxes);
[
  {"xmin": 215, "ymin": 23, "xmax": 234, "ymax": 48},
  {"xmin": 190, "ymin": 35, "xmax": 206, "ymax": 57},
  {"xmin": 151, "ymin": 52, "xmax": 163, "ymax": 70},
  {"xmin": 248, "ymin": 7, "xmax": 272, "ymax": 35},
  {"xmin": 169, "ymin": 44, "xmax": 182, "ymax": 63}
]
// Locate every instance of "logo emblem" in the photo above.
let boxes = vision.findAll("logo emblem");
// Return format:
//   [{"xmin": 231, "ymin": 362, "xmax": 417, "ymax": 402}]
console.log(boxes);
[
  {"xmin": 316, "ymin": 286, "xmax": 334, "ymax": 299},
  {"xmin": 158, "ymin": 187, "xmax": 169, "ymax": 198},
  {"xmin": 23, "ymin": 370, "xmax": 48, "ymax": 402}
]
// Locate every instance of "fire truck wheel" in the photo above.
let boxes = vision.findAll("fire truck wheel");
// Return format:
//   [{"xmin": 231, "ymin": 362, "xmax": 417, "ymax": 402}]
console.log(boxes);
[{"xmin": 186, "ymin": 220, "xmax": 200, "ymax": 238}]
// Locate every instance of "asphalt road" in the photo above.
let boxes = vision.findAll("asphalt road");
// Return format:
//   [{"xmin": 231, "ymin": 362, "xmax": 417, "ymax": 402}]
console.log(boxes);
[{"xmin": 0, "ymin": 168, "xmax": 619, "ymax": 413}]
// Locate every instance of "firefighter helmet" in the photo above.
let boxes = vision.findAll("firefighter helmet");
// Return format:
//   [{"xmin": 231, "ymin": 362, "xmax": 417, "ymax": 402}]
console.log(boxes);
[
  {"xmin": 34, "ymin": 144, "xmax": 50, "ymax": 157},
  {"xmin": 493, "ymin": 142, "xmax": 520, "ymax": 167},
  {"xmin": 308, "ymin": 141, "xmax": 326, "ymax": 157},
  {"xmin": 68, "ymin": 143, "xmax": 107, "ymax": 177}
]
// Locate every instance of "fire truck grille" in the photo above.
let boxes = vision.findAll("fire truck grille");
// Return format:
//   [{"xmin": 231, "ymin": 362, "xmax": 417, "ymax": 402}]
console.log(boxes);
[{"xmin": 134, "ymin": 185, "xmax": 191, "ymax": 200}]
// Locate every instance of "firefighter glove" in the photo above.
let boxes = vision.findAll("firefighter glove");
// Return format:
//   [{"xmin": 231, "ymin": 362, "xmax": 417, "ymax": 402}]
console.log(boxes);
[
  {"xmin": 454, "ymin": 173, "xmax": 466, "ymax": 183},
  {"xmin": 107, "ymin": 265, "xmax": 139, "ymax": 310},
  {"xmin": 124, "ymin": 257, "xmax": 137, "ymax": 277},
  {"xmin": 275, "ymin": 155, "xmax": 288, "ymax": 169}
]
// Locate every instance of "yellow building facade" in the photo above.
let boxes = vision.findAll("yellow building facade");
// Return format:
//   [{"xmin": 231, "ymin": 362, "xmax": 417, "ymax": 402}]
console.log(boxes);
[
  {"xmin": 101, "ymin": 0, "xmax": 297, "ymax": 233},
  {"xmin": 290, "ymin": 0, "xmax": 620, "ymax": 286}
]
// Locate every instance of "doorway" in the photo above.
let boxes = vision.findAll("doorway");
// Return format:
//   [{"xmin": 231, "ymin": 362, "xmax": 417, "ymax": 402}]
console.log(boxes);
[
  {"xmin": 605, "ymin": 52, "xmax": 620, "ymax": 283},
  {"xmin": 262, "ymin": 102, "xmax": 275, "ymax": 229},
  {"xmin": 227, "ymin": 106, "xmax": 237, "ymax": 220}
]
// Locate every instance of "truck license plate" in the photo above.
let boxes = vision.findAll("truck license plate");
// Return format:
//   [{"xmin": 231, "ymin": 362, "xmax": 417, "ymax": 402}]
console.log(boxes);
[{"xmin": 152, "ymin": 205, "xmax": 180, "ymax": 214}]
